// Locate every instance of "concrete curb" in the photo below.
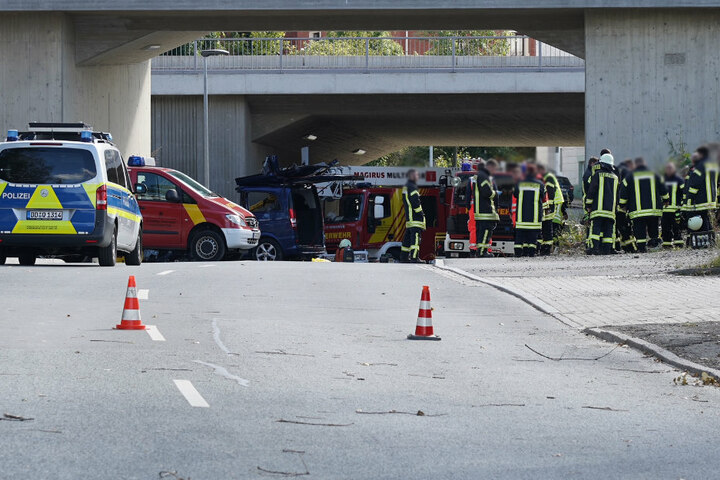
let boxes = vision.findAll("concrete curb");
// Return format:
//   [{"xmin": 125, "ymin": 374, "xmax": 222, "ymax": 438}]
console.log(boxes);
[
  {"xmin": 583, "ymin": 327, "xmax": 720, "ymax": 382},
  {"xmin": 433, "ymin": 260, "xmax": 581, "ymax": 328},
  {"xmin": 433, "ymin": 260, "xmax": 720, "ymax": 380}
]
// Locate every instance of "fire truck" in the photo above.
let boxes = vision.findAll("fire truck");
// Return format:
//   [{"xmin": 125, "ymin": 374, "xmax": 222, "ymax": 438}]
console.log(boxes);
[
  {"xmin": 443, "ymin": 170, "xmax": 517, "ymax": 257},
  {"xmin": 319, "ymin": 166, "xmax": 457, "ymax": 262}
]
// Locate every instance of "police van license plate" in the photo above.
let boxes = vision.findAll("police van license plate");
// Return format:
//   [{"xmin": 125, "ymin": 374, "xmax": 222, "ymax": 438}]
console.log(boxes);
[{"xmin": 27, "ymin": 210, "xmax": 63, "ymax": 220}]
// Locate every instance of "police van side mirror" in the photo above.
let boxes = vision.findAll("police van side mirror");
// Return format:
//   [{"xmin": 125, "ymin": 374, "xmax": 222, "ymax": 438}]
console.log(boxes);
[
  {"xmin": 165, "ymin": 189, "xmax": 181, "ymax": 203},
  {"xmin": 134, "ymin": 183, "xmax": 147, "ymax": 195}
]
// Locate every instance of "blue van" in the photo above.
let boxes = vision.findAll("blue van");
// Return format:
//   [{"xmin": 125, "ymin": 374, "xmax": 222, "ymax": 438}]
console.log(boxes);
[{"xmin": 235, "ymin": 157, "xmax": 357, "ymax": 261}]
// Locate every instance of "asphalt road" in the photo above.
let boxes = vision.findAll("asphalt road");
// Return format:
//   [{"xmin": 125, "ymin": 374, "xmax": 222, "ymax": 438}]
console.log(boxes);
[{"xmin": 2, "ymin": 260, "xmax": 720, "ymax": 479}]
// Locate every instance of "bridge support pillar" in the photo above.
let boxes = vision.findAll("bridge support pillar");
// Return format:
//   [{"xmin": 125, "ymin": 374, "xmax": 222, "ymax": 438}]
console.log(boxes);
[
  {"xmin": 152, "ymin": 95, "xmax": 275, "ymax": 196},
  {"xmin": 0, "ymin": 13, "xmax": 151, "ymax": 157},
  {"xmin": 585, "ymin": 9, "xmax": 720, "ymax": 167}
]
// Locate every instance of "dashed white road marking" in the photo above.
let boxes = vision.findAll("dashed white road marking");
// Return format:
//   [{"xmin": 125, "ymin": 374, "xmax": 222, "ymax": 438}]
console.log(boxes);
[
  {"xmin": 198, "ymin": 264, "xmax": 216, "ymax": 268},
  {"xmin": 137, "ymin": 289, "xmax": 149, "ymax": 300},
  {"xmin": 156, "ymin": 270, "xmax": 175, "ymax": 276},
  {"xmin": 173, "ymin": 380, "xmax": 209, "ymax": 408},
  {"xmin": 145, "ymin": 325, "xmax": 166, "ymax": 341}
]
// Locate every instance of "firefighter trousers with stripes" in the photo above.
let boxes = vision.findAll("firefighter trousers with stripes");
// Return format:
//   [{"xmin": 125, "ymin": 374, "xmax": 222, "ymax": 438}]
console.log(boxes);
[
  {"xmin": 589, "ymin": 217, "xmax": 616, "ymax": 255},
  {"xmin": 661, "ymin": 212, "xmax": 683, "ymax": 248},
  {"xmin": 401, "ymin": 227, "xmax": 423, "ymax": 261},
  {"xmin": 632, "ymin": 216, "xmax": 660, "ymax": 252},
  {"xmin": 615, "ymin": 210, "xmax": 636, "ymax": 252},
  {"xmin": 540, "ymin": 220, "xmax": 555, "ymax": 255},
  {"xmin": 514, "ymin": 228, "xmax": 540, "ymax": 257},
  {"xmin": 474, "ymin": 220, "xmax": 497, "ymax": 255}
]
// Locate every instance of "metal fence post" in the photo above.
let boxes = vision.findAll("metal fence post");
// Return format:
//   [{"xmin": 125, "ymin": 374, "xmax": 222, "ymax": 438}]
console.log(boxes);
[
  {"xmin": 538, "ymin": 40, "xmax": 543, "ymax": 70},
  {"xmin": 451, "ymin": 37, "xmax": 456, "ymax": 72},
  {"xmin": 279, "ymin": 40, "xmax": 284, "ymax": 72},
  {"xmin": 365, "ymin": 38, "xmax": 370, "ymax": 71},
  {"xmin": 194, "ymin": 40, "xmax": 198, "ymax": 70}
]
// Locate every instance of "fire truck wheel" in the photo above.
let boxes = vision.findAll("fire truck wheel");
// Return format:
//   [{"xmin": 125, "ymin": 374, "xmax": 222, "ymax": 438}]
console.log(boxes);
[
  {"xmin": 190, "ymin": 229, "xmax": 226, "ymax": 262},
  {"xmin": 386, "ymin": 247, "xmax": 402, "ymax": 263},
  {"xmin": 253, "ymin": 238, "xmax": 283, "ymax": 261}
]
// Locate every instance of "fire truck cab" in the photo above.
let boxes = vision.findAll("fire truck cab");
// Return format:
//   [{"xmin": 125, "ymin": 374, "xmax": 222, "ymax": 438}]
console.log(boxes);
[{"xmin": 321, "ymin": 167, "xmax": 456, "ymax": 262}]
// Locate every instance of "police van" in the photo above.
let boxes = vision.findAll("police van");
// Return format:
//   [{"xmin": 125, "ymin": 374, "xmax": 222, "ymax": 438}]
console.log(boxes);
[{"xmin": 0, "ymin": 123, "xmax": 144, "ymax": 266}]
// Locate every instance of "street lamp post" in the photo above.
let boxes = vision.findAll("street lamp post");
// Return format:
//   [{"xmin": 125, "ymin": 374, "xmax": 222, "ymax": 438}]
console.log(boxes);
[{"xmin": 201, "ymin": 48, "xmax": 229, "ymax": 188}]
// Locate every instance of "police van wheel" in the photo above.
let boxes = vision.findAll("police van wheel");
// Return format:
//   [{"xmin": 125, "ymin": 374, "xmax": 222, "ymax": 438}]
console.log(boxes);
[
  {"xmin": 125, "ymin": 231, "xmax": 143, "ymax": 266},
  {"xmin": 253, "ymin": 238, "xmax": 283, "ymax": 261},
  {"xmin": 98, "ymin": 228, "xmax": 118, "ymax": 267},
  {"xmin": 190, "ymin": 229, "xmax": 226, "ymax": 262},
  {"xmin": 18, "ymin": 253, "xmax": 35, "ymax": 266}
]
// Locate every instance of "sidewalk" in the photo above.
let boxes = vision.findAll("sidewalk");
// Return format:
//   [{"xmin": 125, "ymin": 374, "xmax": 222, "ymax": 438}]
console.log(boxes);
[{"xmin": 442, "ymin": 250, "xmax": 720, "ymax": 329}]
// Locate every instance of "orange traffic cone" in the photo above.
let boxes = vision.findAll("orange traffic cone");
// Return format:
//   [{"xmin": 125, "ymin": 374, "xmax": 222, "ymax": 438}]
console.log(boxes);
[
  {"xmin": 407, "ymin": 285, "xmax": 441, "ymax": 341},
  {"xmin": 116, "ymin": 275, "xmax": 146, "ymax": 330}
]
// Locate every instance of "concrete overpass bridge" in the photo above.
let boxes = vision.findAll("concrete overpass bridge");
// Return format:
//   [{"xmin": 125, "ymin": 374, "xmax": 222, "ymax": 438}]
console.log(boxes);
[
  {"xmin": 1, "ymin": 1, "xmax": 719, "ymax": 190},
  {"xmin": 149, "ymin": 36, "xmax": 585, "ymax": 196}
]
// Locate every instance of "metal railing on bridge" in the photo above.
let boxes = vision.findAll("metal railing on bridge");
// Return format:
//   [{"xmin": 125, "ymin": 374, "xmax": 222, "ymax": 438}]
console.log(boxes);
[{"xmin": 152, "ymin": 35, "xmax": 585, "ymax": 73}]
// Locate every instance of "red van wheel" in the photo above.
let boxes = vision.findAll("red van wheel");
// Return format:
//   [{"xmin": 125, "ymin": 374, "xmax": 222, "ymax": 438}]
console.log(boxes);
[{"xmin": 190, "ymin": 229, "xmax": 226, "ymax": 262}]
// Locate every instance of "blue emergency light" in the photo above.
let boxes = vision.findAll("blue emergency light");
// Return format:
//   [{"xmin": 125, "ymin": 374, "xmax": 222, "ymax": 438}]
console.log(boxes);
[
  {"xmin": 80, "ymin": 130, "xmax": 93, "ymax": 142},
  {"xmin": 105, "ymin": 133, "xmax": 113, "ymax": 142},
  {"xmin": 461, "ymin": 162, "xmax": 472, "ymax": 172},
  {"xmin": 128, "ymin": 155, "xmax": 146, "ymax": 167},
  {"xmin": 6, "ymin": 129, "xmax": 18, "ymax": 142}
]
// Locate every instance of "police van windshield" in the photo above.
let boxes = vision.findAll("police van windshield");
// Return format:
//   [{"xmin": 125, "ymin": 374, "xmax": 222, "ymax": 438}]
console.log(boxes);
[
  {"xmin": 0, "ymin": 147, "xmax": 97, "ymax": 184},
  {"xmin": 169, "ymin": 171, "xmax": 219, "ymax": 198}
]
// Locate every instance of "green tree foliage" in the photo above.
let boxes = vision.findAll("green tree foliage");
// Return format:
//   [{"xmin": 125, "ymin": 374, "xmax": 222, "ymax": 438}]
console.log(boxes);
[
  {"xmin": 287, "ymin": 31, "xmax": 404, "ymax": 56},
  {"xmin": 168, "ymin": 30, "xmax": 515, "ymax": 57},
  {"xmin": 368, "ymin": 146, "xmax": 535, "ymax": 167},
  {"xmin": 208, "ymin": 32, "xmax": 286, "ymax": 55},
  {"xmin": 423, "ymin": 30, "xmax": 512, "ymax": 56}
]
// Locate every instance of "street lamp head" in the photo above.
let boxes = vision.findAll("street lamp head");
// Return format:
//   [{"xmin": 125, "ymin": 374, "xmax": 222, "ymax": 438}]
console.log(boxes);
[{"xmin": 201, "ymin": 49, "xmax": 230, "ymax": 58}]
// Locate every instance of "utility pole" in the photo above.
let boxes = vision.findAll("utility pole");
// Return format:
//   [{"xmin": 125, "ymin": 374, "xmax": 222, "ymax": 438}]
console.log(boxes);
[{"xmin": 200, "ymin": 48, "xmax": 229, "ymax": 188}]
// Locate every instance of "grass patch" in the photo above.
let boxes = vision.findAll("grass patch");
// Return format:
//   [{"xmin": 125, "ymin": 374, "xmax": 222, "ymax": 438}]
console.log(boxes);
[{"xmin": 556, "ymin": 222, "xmax": 586, "ymax": 255}]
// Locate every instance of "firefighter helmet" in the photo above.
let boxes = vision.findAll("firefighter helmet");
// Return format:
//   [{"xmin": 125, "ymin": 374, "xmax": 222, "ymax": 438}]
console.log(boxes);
[
  {"xmin": 688, "ymin": 216, "xmax": 703, "ymax": 231},
  {"xmin": 600, "ymin": 153, "xmax": 615, "ymax": 165},
  {"xmin": 339, "ymin": 239, "xmax": 352, "ymax": 249}
]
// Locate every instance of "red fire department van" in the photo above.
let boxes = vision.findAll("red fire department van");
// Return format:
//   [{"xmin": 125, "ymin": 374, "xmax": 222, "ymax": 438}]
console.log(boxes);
[
  {"xmin": 444, "ymin": 170, "xmax": 516, "ymax": 257},
  {"xmin": 127, "ymin": 157, "xmax": 260, "ymax": 261},
  {"xmin": 320, "ymin": 167, "xmax": 456, "ymax": 262}
]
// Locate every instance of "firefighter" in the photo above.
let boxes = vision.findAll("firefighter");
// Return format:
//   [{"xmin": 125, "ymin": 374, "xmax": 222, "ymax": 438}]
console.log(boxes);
[
  {"xmin": 585, "ymin": 153, "xmax": 619, "ymax": 255},
  {"xmin": 472, "ymin": 162, "xmax": 499, "ymax": 257},
  {"xmin": 513, "ymin": 163, "xmax": 546, "ymax": 257},
  {"xmin": 401, "ymin": 169, "xmax": 426, "ymax": 263},
  {"xmin": 661, "ymin": 161, "xmax": 685, "ymax": 248},
  {"xmin": 581, "ymin": 156, "xmax": 600, "ymax": 253},
  {"xmin": 614, "ymin": 158, "xmax": 637, "ymax": 252},
  {"xmin": 619, "ymin": 157, "xmax": 667, "ymax": 253},
  {"xmin": 537, "ymin": 164, "xmax": 566, "ymax": 255},
  {"xmin": 683, "ymin": 145, "xmax": 720, "ymax": 248}
]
